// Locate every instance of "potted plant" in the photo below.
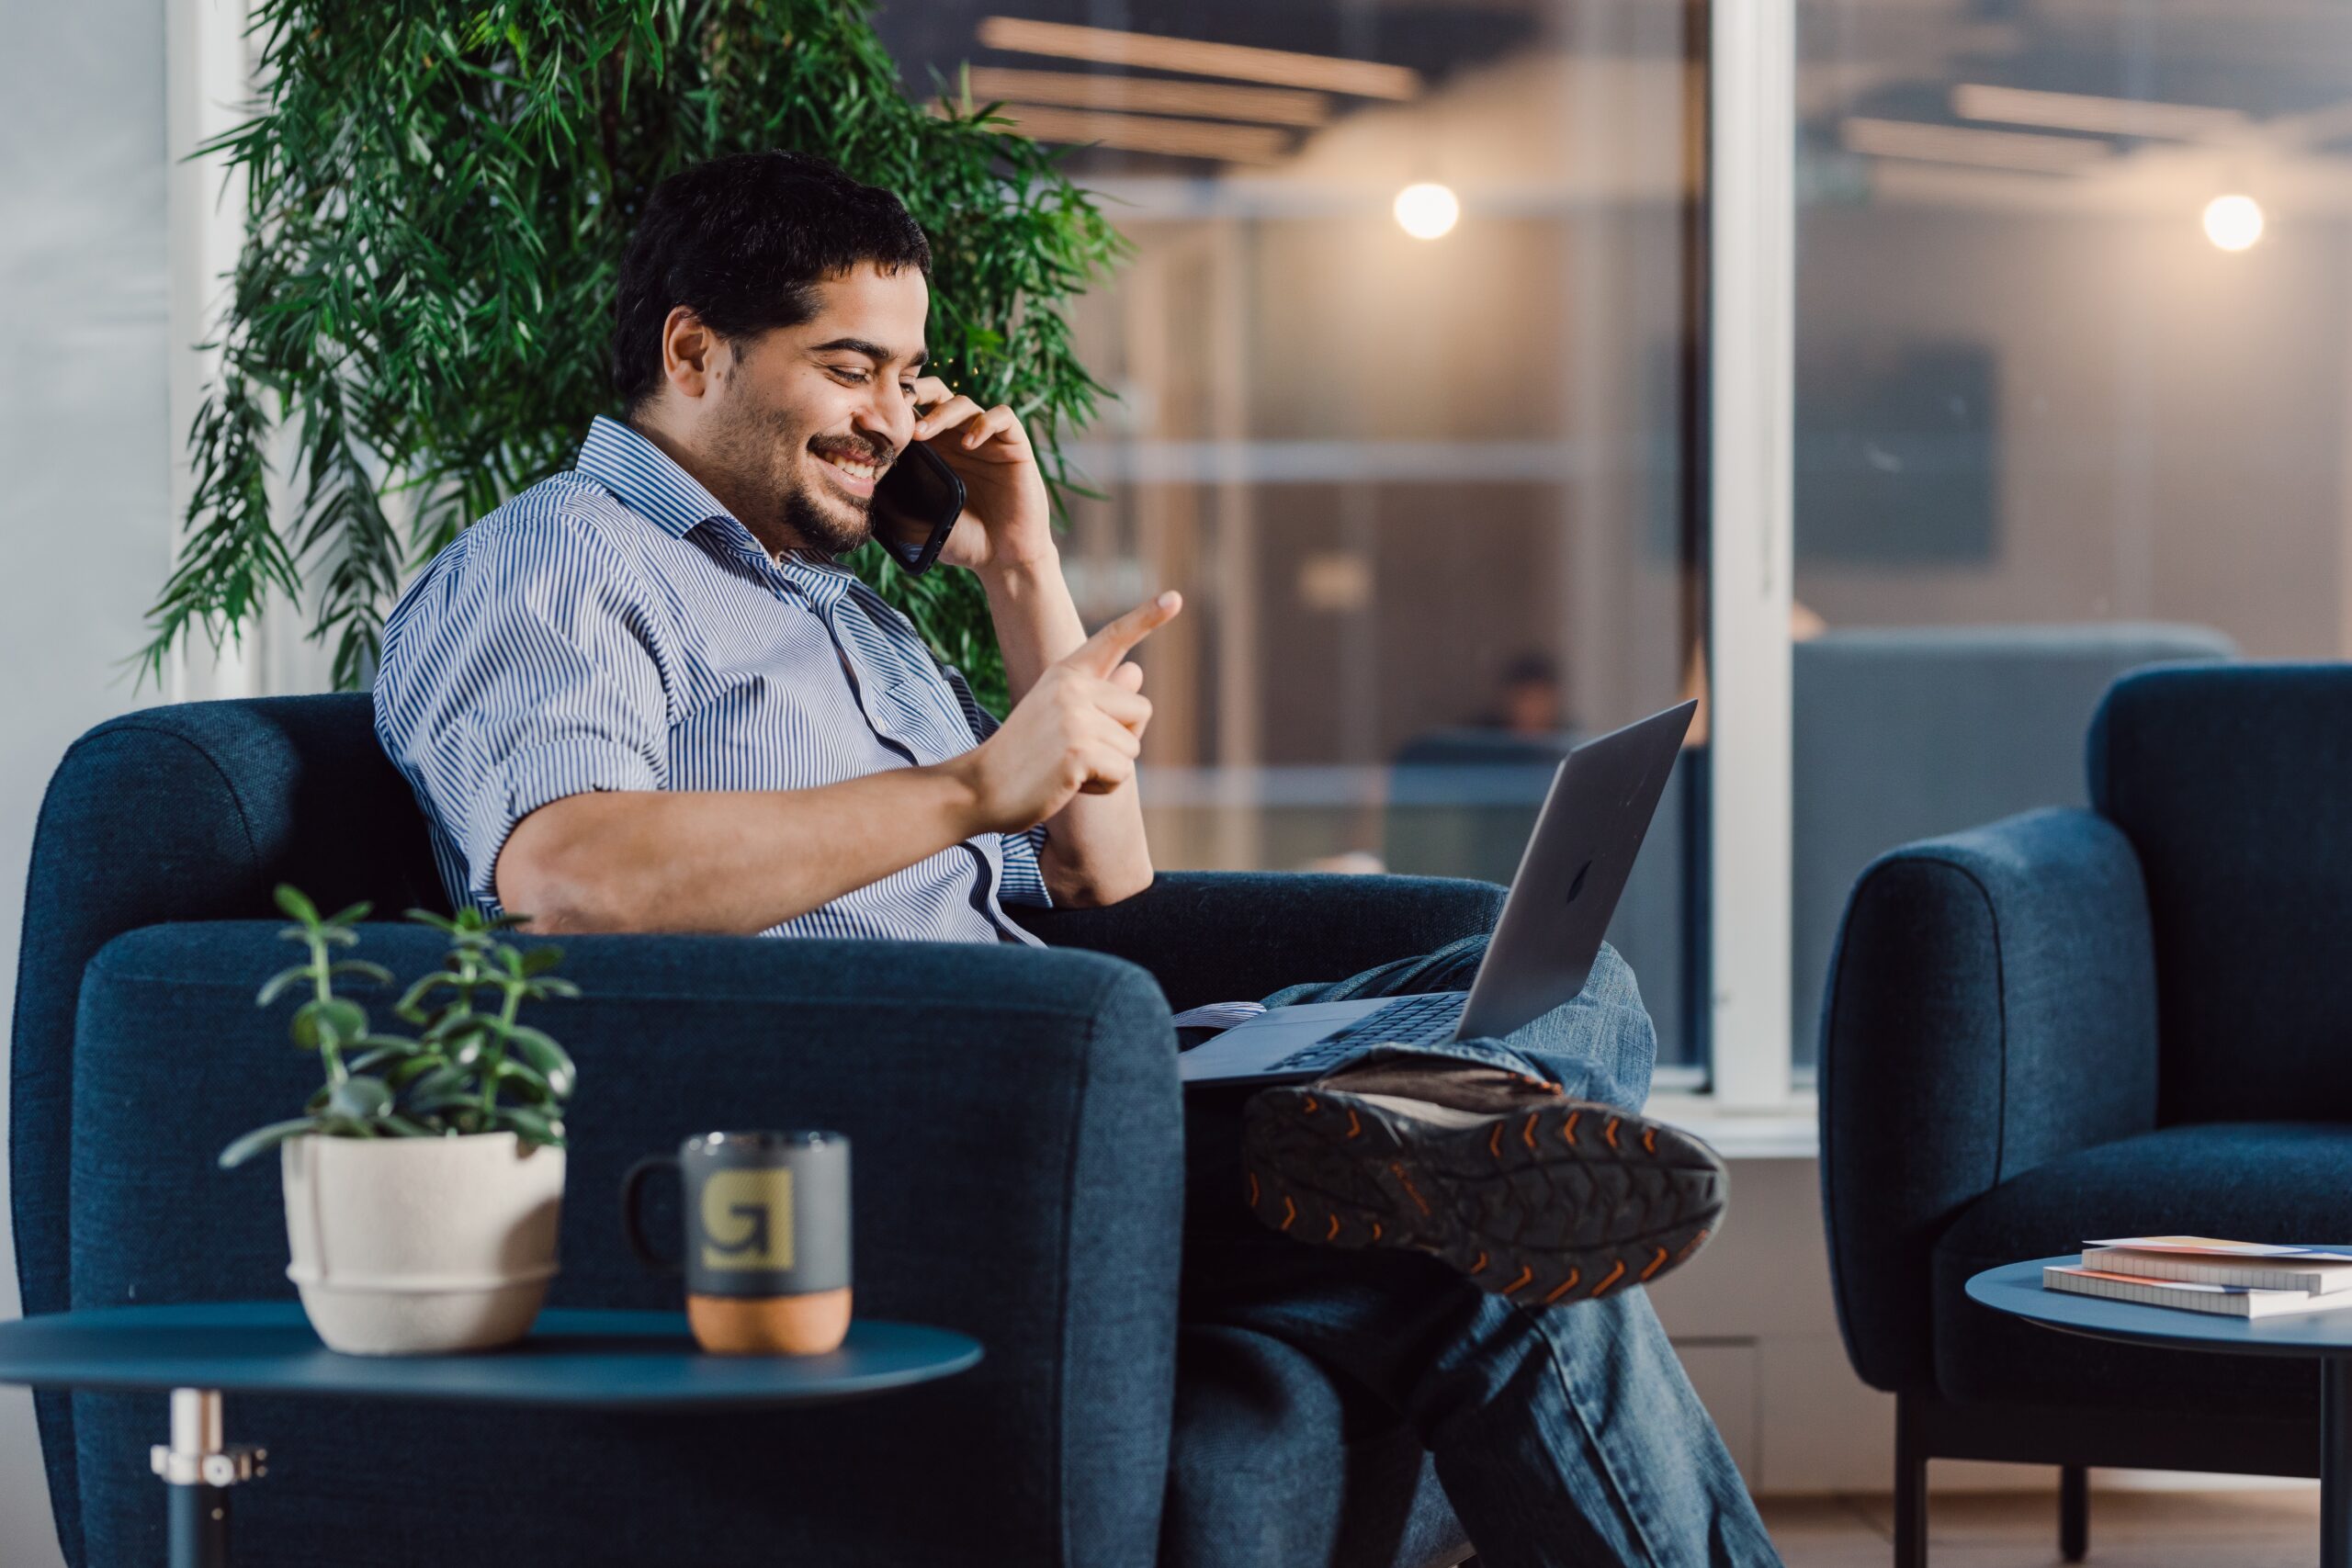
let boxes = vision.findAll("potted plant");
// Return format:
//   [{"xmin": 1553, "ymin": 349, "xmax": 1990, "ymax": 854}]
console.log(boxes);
[{"xmin": 220, "ymin": 886, "xmax": 578, "ymax": 1355}]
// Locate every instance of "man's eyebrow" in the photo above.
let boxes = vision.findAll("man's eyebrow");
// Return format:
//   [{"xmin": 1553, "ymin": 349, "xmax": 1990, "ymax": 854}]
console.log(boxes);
[{"xmin": 810, "ymin": 336, "xmax": 927, "ymax": 369}]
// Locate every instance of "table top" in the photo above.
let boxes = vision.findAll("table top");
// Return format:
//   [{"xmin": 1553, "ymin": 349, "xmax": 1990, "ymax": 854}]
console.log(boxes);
[
  {"xmin": 1968, "ymin": 1256, "xmax": 2352, "ymax": 1359},
  {"xmin": 0, "ymin": 1303, "xmax": 981, "ymax": 1410}
]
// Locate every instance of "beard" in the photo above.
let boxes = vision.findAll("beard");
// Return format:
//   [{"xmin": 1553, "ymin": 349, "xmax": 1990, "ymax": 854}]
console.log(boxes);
[{"xmin": 705, "ymin": 392, "xmax": 888, "ymax": 558}]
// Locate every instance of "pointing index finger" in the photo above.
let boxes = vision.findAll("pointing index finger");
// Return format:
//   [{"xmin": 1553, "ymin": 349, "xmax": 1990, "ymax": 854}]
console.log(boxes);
[{"xmin": 1065, "ymin": 592, "xmax": 1182, "ymax": 678}]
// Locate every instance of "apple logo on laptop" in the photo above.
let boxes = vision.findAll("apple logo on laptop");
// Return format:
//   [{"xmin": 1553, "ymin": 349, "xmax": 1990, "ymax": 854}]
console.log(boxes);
[{"xmin": 1566, "ymin": 859, "xmax": 1592, "ymax": 902}]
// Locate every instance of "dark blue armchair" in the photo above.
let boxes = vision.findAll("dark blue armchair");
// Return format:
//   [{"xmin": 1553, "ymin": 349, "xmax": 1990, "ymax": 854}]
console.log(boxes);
[
  {"xmin": 1820, "ymin": 662, "xmax": 2352, "ymax": 1565},
  {"xmin": 12, "ymin": 694, "xmax": 1498, "ymax": 1567}
]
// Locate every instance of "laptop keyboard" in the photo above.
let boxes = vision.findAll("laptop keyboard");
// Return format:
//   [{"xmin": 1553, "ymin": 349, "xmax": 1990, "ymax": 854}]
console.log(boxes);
[{"xmin": 1265, "ymin": 992, "xmax": 1468, "ymax": 1077}]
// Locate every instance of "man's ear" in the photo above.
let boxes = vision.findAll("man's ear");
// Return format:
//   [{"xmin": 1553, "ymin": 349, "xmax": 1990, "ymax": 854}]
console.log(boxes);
[{"xmin": 660, "ymin": 306, "xmax": 722, "ymax": 400}]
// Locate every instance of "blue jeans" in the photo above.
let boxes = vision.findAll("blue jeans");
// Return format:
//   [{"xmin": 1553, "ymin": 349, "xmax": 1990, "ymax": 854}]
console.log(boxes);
[{"xmin": 1180, "ymin": 935, "xmax": 1781, "ymax": 1568}]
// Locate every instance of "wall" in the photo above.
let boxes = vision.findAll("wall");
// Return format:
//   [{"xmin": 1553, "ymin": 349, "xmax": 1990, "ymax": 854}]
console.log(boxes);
[{"xmin": 0, "ymin": 0, "xmax": 174, "ymax": 1560}]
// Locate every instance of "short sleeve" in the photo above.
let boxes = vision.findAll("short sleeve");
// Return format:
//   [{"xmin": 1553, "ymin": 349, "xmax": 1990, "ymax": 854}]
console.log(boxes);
[{"xmin": 374, "ymin": 506, "xmax": 670, "ymax": 914}]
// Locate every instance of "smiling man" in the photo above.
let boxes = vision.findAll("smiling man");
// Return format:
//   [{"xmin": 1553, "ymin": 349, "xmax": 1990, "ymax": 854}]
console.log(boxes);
[{"xmin": 371, "ymin": 151, "xmax": 1779, "ymax": 1568}]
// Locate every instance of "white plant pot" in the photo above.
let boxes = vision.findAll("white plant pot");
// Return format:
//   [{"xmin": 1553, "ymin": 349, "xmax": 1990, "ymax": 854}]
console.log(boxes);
[{"xmin": 281, "ymin": 1131, "xmax": 565, "ymax": 1355}]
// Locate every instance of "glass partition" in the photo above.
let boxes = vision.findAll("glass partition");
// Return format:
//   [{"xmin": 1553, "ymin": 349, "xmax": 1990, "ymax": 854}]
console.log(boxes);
[
  {"xmin": 881, "ymin": 2, "xmax": 1713, "ymax": 1073},
  {"xmin": 1792, "ymin": 0, "xmax": 2352, "ymax": 1071}
]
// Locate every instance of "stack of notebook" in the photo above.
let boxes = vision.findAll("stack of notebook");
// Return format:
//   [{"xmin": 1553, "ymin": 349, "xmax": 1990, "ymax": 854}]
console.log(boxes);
[{"xmin": 2042, "ymin": 1236, "xmax": 2352, "ymax": 1318}]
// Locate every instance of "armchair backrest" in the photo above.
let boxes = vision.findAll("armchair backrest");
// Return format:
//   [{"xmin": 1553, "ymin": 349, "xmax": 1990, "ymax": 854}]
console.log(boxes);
[
  {"xmin": 2089, "ymin": 662, "xmax": 2352, "ymax": 1124},
  {"xmin": 11, "ymin": 694, "xmax": 442, "ymax": 1318}
]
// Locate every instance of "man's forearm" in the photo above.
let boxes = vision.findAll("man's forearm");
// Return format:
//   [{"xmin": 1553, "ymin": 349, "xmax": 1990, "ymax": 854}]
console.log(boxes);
[
  {"xmin": 496, "ymin": 766, "xmax": 984, "ymax": 935},
  {"xmin": 979, "ymin": 555, "xmax": 1155, "ymax": 904}
]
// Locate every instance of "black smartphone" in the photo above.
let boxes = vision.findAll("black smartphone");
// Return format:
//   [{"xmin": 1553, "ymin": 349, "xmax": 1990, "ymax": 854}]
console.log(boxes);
[{"xmin": 869, "ymin": 439, "xmax": 965, "ymax": 577}]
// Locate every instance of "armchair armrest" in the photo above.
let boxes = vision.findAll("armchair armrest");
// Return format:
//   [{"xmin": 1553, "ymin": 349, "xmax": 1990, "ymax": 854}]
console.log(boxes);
[
  {"xmin": 1016, "ymin": 870, "xmax": 1507, "ymax": 1012},
  {"xmin": 1817, "ymin": 807, "xmax": 2158, "ymax": 1393},
  {"xmin": 68, "ymin": 922, "xmax": 1182, "ymax": 1566}
]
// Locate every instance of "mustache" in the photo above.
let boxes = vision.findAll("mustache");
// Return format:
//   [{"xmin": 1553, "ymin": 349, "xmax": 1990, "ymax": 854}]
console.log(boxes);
[{"xmin": 808, "ymin": 434, "xmax": 895, "ymax": 468}]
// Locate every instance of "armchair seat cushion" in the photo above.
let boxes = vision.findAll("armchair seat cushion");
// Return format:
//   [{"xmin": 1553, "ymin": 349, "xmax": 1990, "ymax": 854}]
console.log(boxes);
[{"xmin": 1932, "ymin": 1122, "xmax": 2352, "ymax": 1419}]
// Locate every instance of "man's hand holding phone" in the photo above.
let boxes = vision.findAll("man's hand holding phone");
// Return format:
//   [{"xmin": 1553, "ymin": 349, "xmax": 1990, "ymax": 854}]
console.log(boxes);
[
  {"xmin": 899, "ymin": 375, "xmax": 1055, "ymax": 578},
  {"xmin": 946, "ymin": 592, "xmax": 1182, "ymax": 833}
]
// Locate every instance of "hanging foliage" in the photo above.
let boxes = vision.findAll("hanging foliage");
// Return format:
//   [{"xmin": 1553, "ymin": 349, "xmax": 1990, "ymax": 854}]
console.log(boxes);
[{"xmin": 147, "ymin": 0, "xmax": 1128, "ymax": 710}]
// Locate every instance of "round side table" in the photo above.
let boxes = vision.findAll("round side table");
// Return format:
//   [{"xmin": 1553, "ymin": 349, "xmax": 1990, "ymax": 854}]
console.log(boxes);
[
  {"xmin": 0, "ymin": 1302, "xmax": 981, "ymax": 1568},
  {"xmin": 1970, "ymin": 1256, "xmax": 2351, "ymax": 1566}
]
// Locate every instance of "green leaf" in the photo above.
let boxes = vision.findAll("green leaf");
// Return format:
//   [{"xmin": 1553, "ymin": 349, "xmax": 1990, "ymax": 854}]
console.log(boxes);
[
  {"xmin": 330, "ymin": 960, "xmax": 394, "ymax": 986},
  {"xmin": 496, "ymin": 1105, "xmax": 565, "ymax": 1148},
  {"xmin": 255, "ymin": 964, "xmax": 312, "ymax": 1007},
  {"xmin": 273, "ymin": 885, "xmax": 319, "ymax": 925},
  {"xmin": 506, "ymin": 1026, "xmax": 575, "ymax": 1100},
  {"xmin": 326, "ymin": 1075, "xmax": 394, "ymax": 1121},
  {"xmin": 291, "ymin": 997, "xmax": 368, "ymax": 1048},
  {"xmin": 518, "ymin": 945, "xmax": 564, "ymax": 976},
  {"xmin": 219, "ymin": 1117, "xmax": 319, "ymax": 1168},
  {"xmin": 323, "ymin": 900, "xmax": 372, "ymax": 928}
]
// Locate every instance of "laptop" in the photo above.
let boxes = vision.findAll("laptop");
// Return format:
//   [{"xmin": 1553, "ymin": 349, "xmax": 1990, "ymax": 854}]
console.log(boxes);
[{"xmin": 1178, "ymin": 699, "xmax": 1696, "ymax": 1086}]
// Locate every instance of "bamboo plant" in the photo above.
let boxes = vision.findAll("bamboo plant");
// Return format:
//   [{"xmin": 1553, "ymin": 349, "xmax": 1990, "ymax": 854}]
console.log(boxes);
[{"xmin": 148, "ymin": 0, "xmax": 1129, "ymax": 711}]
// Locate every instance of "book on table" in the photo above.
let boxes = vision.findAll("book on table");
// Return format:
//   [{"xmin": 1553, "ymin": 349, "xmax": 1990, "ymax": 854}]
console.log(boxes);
[
  {"xmin": 2080, "ymin": 1235, "xmax": 2352, "ymax": 1295},
  {"xmin": 2041, "ymin": 1236, "xmax": 2352, "ymax": 1319}
]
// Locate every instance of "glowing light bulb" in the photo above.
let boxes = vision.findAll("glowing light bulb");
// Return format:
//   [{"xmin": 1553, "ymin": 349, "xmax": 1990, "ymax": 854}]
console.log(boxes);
[
  {"xmin": 1393, "ymin": 183, "xmax": 1460, "ymax": 241},
  {"xmin": 2203, "ymin": 194, "xmax": 2265, "ymax": 252}
]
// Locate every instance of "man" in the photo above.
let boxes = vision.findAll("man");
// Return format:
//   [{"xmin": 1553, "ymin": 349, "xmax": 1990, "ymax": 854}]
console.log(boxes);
[{"xmin": 375, "ymin": 150, "xmax": 1781, "ymax": 1568}]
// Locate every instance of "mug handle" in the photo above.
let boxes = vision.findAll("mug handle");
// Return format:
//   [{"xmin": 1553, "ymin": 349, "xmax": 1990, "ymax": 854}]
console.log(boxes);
[{"xmin": 620, "ymin": 1154, "xmax": 684, "ymax": 1276}]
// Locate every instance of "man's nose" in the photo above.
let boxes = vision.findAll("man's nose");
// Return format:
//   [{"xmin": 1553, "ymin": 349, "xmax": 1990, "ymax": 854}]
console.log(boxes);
[{"xmin": 853, "ymin": 386, "xmax": 912, "ymax": 456}]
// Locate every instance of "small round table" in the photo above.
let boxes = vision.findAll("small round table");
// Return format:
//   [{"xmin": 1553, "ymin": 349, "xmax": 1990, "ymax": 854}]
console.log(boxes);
[
  {"xmin": 1970, "ymin": 1256, "xmax": 2352, "ymax": 1566},
  {"xmin": 0, "ymin": 1302, "xmax": 981, "ymax": 1568}
]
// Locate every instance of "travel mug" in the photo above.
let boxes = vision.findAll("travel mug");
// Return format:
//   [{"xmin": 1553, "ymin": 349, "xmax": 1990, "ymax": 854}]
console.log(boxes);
[{"xmin": 620, "ymin": 1130, "xmax": 852, "ymax": 1354}]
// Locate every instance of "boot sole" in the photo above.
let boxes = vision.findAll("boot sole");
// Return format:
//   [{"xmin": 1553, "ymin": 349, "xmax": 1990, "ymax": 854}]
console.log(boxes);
[{"xmin": 1241, "ymin": 1087, "xmax": 1726, "ymax": 1306}]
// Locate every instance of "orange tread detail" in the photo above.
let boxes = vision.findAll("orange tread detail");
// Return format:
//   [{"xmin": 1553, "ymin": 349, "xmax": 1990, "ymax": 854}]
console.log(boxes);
[
  {"xmin": 1643, "ymin": 1126, "xmax": 1657, "ymax": 1156},
  {"xmin": 1247, "ymin": 1172, "xmax": 1259, "ymax": 1207},
  {"xmin": 1281, "ymin": 1196, "xmax": 1297, "ymax": 1232},
  {"xmin": 1387, "ymin": 1161, "xmax": 1433, "ymax": 1216},
  {"xmin": 1562, "ymin": 1111, "xmax": 1580, "ymax": 1146},
  {"xmin": 1326, "ymin": 1213, "xmax": 1341, "ymax": 1242},
  {"xmin": 1604, "ymin": 1117, "xmax": 1621, "ymax": 1150},
  {"xmin": 1302, "ymin": 1095, "xmax": 1318, "ymax": 1115},
  {"xmin": 1346, "ymin": 1109, "xmax": 1362, "ymax": 1140},
  {"xmin": 1488, "ymin": 1122, "xmax": 1504, "ymax": 1160},
  {"xmin": 1590, "ymin": 1258, "xmax": 1628, "ymax": 1297},
  {"xmin": 1502, "ymin": 1266, "xmax": 1534, "ymax": 1296},
  {"xmin": 1472, "ymin": 1250, "xmax": 1489, "ymax": 1275},
  {"xmin": 1542, "ymin": 1269, "xmax": 1583, "ymax": 1305},
  {"xmin": 1521, "ymin": 1113, "xmax": 1540, "ymax": 1151},
  {"xmin": 1639, "ymin": 1245, "xmax": 1670, "ymax": 1281}
]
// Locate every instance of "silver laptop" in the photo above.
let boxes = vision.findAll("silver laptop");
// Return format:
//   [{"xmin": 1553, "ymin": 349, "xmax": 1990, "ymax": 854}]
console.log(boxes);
[{"xmin": 1178, "ymin": 700, "xmax": 1696, "ymax": 1086}]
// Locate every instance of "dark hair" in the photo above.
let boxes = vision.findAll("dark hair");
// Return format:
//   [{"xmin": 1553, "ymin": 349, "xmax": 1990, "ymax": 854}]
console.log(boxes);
[{"xmin": 610, "ymin": 151, "xmax": 933, "ymax": 410}]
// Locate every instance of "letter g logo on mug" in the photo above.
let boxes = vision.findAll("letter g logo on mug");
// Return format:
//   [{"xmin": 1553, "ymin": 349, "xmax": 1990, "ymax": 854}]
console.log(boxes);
[{"xmin": 700, "ymin": 1168, "xmax": 796, "ymax": 1271}]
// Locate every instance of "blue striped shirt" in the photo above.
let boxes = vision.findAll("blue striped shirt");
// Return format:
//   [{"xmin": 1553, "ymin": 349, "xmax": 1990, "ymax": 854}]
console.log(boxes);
[{"xmin": 374, "ymin": 415, "xmax": 1049, "ymax": 945}]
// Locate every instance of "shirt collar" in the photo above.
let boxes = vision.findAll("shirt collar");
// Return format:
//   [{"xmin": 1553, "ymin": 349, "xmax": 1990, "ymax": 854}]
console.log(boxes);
[
  {"xmin": 572, "ymin": 415, "xmax": 736, "ymax": 540},
  {"xmin": 573, "ymin": 415, "xmax": 865, "ymax": 613},
  {"xmin": 769, "ymin": 548, "xmax": 857, "ymax": 612}
]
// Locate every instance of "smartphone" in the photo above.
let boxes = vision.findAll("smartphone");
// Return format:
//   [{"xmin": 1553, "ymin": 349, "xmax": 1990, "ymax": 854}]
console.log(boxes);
[{"xmin": 868, "ymin": 439, "xmax": 965, "ymax": 577}]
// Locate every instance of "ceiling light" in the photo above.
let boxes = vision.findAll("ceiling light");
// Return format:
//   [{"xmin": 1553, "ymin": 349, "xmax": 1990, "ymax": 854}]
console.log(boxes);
[
  {"xmin": 976, "ymin": 17, "xmax": 1419, "ymax": 101},
  {"xmin": 1952, "ymin": 84, "xmax": 2246, "ymax": 141},
  {"xmin": 1393, "ymin": 182, "xmax": 1460, "ymax": 240},
  {"xmin": 1843, "ymin": 117, "xmax": 2110, "ymax": 175},
  {"xmin": 960, "ymin": 67, "xmax": 1331, "ymax": 127},
  {"xmin": 961, "ymin": 103, "xmax": 1292, "ymax": 164},
  {"xmin": 2203, "ymin": 194, "xmax": 2265, "ymax": 252}
]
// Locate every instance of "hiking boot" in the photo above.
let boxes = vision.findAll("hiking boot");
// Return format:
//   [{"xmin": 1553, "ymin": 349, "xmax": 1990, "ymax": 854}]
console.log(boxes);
[{"xmin": 1241, "ymin": 1059, "xmax": 1725, "ymax": 1305}]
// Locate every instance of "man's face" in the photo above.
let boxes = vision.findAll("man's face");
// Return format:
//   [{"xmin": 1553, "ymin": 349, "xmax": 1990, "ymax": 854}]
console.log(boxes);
[{"xmin": 700, "ymin": 262, "xmax": 930, "ymax": 555}]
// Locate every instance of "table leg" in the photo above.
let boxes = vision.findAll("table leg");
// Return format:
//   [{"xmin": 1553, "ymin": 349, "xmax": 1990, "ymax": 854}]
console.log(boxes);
[
  {"xmin": 2326, "ymin": 1359, "xmax": 2352, "ymax": 1568},
  {"xmin": 148, "ymin": 1389, "xmax": 265, "ymax": 1568}
]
